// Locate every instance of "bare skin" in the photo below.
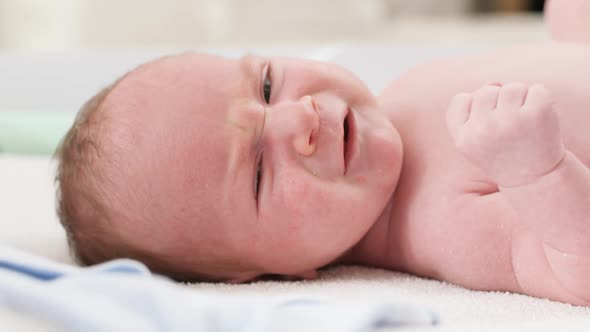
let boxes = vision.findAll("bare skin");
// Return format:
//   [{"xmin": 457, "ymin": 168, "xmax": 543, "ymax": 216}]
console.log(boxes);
[
  {"xmin": 96, "ymin": 0, "xmax": 590, "ymax": 305},
  {"xmin": 346, "ymin": 42, "xmax": 590, "ymax": 306}
]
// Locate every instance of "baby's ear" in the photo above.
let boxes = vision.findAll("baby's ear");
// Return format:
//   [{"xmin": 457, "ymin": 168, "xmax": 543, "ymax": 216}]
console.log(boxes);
[
  {"xmin": 298, "ymin": 270, "xmax": 319, "ymax": 280},
  {"xmin": 228, "ymin": 270, "xmax": 319, "ymax": 283},
  {"xmin": 227, "ymin": 272, "xmax": 261, "ymax": 284},
  {"xmin": 283, "ymin": 270, "xmax": 318, "ymax": 281}
]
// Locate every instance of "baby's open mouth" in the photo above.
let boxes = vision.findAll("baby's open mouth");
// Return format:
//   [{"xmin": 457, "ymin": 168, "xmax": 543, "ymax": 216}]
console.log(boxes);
[
  {"xmin": 343, "ymin": 114, "xmax": 349, "ymax": 144},
  {"xmin": 342, "ymin": 110, "xmax": 356, "ymax": 173}
]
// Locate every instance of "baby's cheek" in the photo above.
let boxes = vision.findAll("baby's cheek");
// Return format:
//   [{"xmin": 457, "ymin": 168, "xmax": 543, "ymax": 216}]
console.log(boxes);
[{"xmin": 272, "ymin": 177, "xmax": 334, "ymax": 220}]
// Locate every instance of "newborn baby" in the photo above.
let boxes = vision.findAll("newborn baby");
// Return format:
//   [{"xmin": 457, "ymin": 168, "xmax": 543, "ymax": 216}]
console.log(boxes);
[{"xmin": 56, "ymin": 0, "xmax": 590, "ymax": 305}]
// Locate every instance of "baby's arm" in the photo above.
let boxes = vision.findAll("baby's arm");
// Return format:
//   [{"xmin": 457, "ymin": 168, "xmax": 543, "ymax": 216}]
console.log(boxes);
[{"xmin": 447, "ymin": 83, "xmax": 590, "ymax": 305}]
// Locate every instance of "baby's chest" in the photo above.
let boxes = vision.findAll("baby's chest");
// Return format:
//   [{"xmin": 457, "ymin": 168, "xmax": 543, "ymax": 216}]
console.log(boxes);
[
  {"xmin": 385, "ymin": 44, "xmax": 590, "ymax": 167},
  {"xmin": 393, "ymin": 177, "xmax": 519, "ymax": 291},
  {"xmin": 390, "ymin": 114, "xmax": 519, "ymax": 289}
]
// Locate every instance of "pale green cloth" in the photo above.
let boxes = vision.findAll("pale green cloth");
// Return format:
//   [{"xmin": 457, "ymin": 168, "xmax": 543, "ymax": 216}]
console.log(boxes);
[{"xmin": 0, "ymin": 112, "xmax": 74, "ymax": 155}]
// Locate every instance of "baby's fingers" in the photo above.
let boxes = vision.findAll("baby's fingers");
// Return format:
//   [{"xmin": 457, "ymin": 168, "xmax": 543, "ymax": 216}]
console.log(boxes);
[
  {"xmin": 446, "ymin": 93, "xmax": 472, "ymax": 141},
  {"xmin": 523, "ymin": 84, "xmax": 552, "ymax": 111}
]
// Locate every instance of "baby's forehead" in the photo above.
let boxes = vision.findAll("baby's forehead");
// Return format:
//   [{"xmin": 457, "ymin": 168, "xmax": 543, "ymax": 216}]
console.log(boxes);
[
  {"xmin": 103, "ymin": 53, "xmax": 264, "ymax": 181},
  {"xmin": 104, "ymin": 54, "xmax": 249, "ymax": 196},
  {"xmin": 104, "ymin": 56, "xmax": 242, "ymax": 128}
]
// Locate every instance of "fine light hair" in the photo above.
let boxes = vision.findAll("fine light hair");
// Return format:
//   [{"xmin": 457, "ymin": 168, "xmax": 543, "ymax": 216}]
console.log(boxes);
[
  {"xmin": 55, "ymin": 84, "xmax": 121, "ymax": 266},
  {"xmin": 54, "ymin": 58, "xmax": 245, "ymax": 282}
]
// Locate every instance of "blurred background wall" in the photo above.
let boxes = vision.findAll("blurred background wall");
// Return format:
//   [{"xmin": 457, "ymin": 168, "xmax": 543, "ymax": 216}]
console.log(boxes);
[
  {"xmin": 0, "ymin": 0, "xmax": 547, "ymax": 51},
  {"xmin": 0, "ymin": 0, "xmax": 549, "ymax": 155}
]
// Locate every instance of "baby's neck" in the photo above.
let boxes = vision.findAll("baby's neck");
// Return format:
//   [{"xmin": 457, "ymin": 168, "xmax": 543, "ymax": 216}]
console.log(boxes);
[{"xmin": 336, "ymin": 193, "xmax": 405, "ymax": 270}]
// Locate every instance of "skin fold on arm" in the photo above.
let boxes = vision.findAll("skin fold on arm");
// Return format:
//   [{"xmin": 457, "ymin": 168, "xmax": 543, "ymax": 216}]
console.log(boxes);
[{"xmin": 447, "ymin": 82, "xmax": 590, "ymax": 305}]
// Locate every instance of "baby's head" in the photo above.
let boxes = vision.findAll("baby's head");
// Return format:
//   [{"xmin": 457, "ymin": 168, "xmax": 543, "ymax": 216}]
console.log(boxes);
[{"xmin": 56, "ymin": 53, "xmax": 403, "ymax": 282}]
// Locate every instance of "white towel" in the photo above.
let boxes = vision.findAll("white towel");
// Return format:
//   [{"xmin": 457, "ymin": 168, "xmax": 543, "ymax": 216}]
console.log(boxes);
[{"xmin": 0, "ymin": 246, "xmax": 437, "ymax": 332}]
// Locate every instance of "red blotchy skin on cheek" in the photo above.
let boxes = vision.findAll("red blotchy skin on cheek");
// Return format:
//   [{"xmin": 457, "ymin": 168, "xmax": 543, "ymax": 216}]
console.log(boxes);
[
  {"xmin": 288, "ymin": 218, "xmax": 304, "ymax": 235},
  {"xmin": 355, "ymin": 175, "xmax": 367, "ymax": 183},
  {"xmin": 269, "ymin": 175, "xmax": 331, "ymax": 235},
  {"xmin": 280, "ymin": 178, "xmax": 313, "ymax": 219}
]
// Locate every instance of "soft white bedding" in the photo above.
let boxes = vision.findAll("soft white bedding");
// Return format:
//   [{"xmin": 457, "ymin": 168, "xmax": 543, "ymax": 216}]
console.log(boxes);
[
  {"xmin": 2, "ymin": 45, "xmax": 590, "ymax": 331},
  {"xmin": 3, "ymin": 154, "xmax": 590, "ymax": 331}
]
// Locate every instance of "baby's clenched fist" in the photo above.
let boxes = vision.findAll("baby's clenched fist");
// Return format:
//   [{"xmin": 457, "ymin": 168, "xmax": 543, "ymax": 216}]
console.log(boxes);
[{"xmin": 446, "ymin": 83, "xmax": 566, "ymax": 187}]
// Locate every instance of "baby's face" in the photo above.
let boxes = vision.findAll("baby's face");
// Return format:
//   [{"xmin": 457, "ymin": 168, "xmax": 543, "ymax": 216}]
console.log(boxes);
[{"xmin": 106, "ymin": 53, "xmax": 403, "ymax": 280}]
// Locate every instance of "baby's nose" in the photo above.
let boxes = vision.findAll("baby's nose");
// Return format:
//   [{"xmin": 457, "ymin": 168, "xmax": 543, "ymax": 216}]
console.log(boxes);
[{"xmin": 291, "ymin": 96, "xmax": 320, "ymax": 156}]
